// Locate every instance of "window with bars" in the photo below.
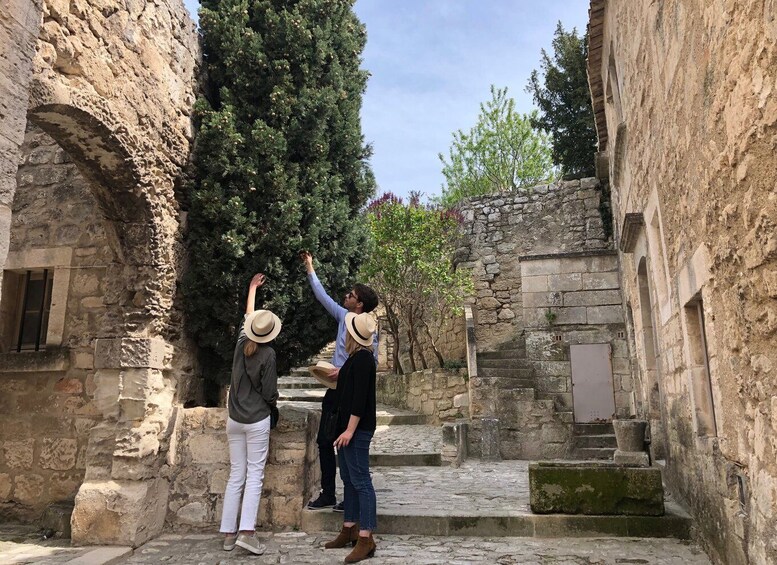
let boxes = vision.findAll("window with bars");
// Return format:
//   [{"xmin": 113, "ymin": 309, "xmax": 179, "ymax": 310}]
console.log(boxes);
[{"xmin": 5, "ymin": 270, "xmax": 54, "ymax": 352}]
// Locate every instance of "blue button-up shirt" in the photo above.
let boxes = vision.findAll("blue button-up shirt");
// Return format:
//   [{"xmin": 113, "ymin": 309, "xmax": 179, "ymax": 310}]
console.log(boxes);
[{"xmin": 307, "ymin": 271, "xmax": 378, "ymax": 368}]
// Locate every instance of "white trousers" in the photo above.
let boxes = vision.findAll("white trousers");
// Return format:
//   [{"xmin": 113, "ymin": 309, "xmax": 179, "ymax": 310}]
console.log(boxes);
[{"xmin": 219, "ymin": 416, "xmax": 271, "ymax": 533}]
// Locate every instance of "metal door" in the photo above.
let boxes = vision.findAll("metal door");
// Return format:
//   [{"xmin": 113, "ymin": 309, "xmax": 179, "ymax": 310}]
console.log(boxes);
[{"xmin": 570, "ymin": 344, "xmax": 616, "ymax": 422}]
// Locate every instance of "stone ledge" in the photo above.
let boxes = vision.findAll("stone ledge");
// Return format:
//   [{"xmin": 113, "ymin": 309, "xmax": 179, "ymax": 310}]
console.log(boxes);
[
  {"xmin": 0, "ymin": 348, "xmax": 70, "ymax": 373},
  {"xmin": 529, "ymin": 461, "xmax": 664, "ymax": 516},
  {"xmin": 518, "ymin": 250, "xmax": 618, "ymax": 261}
]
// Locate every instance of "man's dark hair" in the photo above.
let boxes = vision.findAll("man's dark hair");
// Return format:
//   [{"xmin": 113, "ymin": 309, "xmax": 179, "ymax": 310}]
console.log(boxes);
[{"xmin": 354, "ymin": 283, "xmax": 379, "ymax": 313}]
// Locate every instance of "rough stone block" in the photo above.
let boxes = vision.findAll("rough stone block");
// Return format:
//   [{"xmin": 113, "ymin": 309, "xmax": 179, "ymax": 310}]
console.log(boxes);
[
  {"xmin": 549, "ymin": 273, "xmax": 583, "ymax": 291},
  {"xmin": 71, "ymin": 478, "xmax": 169, "ymax": 547},
  {"xmin": 522, "ymin": 275, "xmax": 549, "ymax": 292},
  {"xmin": 586, "ymin": 305, "xmax": 624, "ymax": 324},
  {"xmin": 187, "ymin": 434, "xmax": 228, "ymax": 465},
  {"xmin": 480, "ymin": 417, "xmax": 501, "ymax": 461},
  {"xmin": 521, "ymin": 259, "xmax": 561, "ymax": 277},
  {"xmin": 94, "ymin": 338, "xmax": 171, "ymax": 370},
  {"xmin": 40, "ymin": 438, "xmax": 78, "ymax": 470},
  {"xmin": 582, "ymin": 271, "xmax": 620, "ymax": 290},
  {"xmin": 613, "ymin": 450, "xmax": 650, "ymax": 466},
  {"xmin": 0, "ymin": 473, "xmax": 11, "ymax": 498},
  {"xmin": 4, "ymin": 440, "xmax": 34, "ymax": 469},
  {"xmin": 563, "ymin": 290, "xmax": 622, "ymax": 307},
  {"xmin": 554, "ymin": 307, "xmax": 587, "ymax": 325},
  {"xmin": 529, "ymin": 462, "xmax": 664, "ymax": 516},
  {"xmin": 13, "ymin": 473, "xmax": 45, "ymax": 505}
]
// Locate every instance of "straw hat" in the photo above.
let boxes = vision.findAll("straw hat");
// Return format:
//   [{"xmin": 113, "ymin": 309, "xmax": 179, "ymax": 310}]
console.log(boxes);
[
  {"xmin": 307, "ymin": 360, "xmax": 337, "ymax": 389},
  {"xmin": 243, "ymin": 310, "xmax": 282, "ymax": 343},
  {"xmin": 344, "ymin": 312, "xmax": 376, "ymax": 347}
]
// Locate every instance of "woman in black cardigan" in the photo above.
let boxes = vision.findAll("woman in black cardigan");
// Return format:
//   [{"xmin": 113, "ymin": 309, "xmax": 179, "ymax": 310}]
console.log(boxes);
[{"xmin": 324, "ymin": 311, "xmax": 378, "ymax": 563}]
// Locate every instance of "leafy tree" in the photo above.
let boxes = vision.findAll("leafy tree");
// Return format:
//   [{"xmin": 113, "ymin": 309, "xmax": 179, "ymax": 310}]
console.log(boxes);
[
  {"xmin": 185, "ymin": 0, "xmax": 375, "ymax": 393},
  {"xmin": 437, "ymin": 86, "xmax": 554, "ymax": 207},
  {"xmin": 526, "ymin": 22, "xmax": 597, "ymax": 178},
  {"xmin": 361, "ymin": 193, "xmax": 473, "ymax": 373}
]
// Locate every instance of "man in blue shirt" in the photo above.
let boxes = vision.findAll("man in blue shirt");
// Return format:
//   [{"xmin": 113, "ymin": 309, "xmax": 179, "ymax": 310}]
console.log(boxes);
[{"xmin": 300, "ymin": 252, "xmax": 379, "ymax": 511}]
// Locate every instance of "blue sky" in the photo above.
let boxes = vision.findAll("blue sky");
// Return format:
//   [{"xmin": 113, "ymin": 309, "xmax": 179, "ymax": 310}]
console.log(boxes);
[{"xmin": 182, "ymin": 1, "xmax": 590, "ymax": 200}]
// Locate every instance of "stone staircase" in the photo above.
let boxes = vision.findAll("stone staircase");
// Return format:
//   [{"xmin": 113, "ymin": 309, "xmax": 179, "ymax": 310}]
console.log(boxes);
[
  {"xmin": 283, "ymin": 349, "xmax": 690, "ymax": 540},
  {"xmin": 476, "ymin": 337, "xmax": 620, "ymax": 460},
  {"xmin": 571, "ymin": 422, "xmax": 617, "ymax": 460}
]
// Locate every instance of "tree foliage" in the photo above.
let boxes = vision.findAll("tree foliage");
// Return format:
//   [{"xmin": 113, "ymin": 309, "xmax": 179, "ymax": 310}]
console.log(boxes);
[
  {"xmin": 437, "ymin": 86, "xmax": 554, "ymax": 207},
  {"xmin": 185, "ymin": 0, "xmax": 375, "ymax": 389},
  {"xmin": 361, "ymin": 193, "xmax": 473, "ymax": 373},
  {"xmin": 526, "ymin": 22, "xmax": 597, "ymax": 178}
]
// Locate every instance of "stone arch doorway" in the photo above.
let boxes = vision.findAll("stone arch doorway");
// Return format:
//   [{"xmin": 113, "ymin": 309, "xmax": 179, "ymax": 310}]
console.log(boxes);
[
  {"xmin": 636, "ymin": 257, "xmax": 666, "ymax": 459},
  {"xmin": 0, "ymin": 98, "xmax": 181, "ymax": 546},
  {"xmin": 0, "ymin": 0, "xmax": 198, "ymax": 547}
]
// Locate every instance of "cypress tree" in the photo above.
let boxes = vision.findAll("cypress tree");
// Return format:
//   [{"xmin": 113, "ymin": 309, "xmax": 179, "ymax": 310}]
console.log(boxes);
[{"xmin": 185, "ymin": 0, "xmax": 375, "ymax": 389}]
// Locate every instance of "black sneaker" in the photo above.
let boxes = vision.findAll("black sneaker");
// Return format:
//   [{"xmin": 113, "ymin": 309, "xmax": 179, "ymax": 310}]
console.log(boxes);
[
  {"xmin": 332, "ymin": 500, "xmax": 344, "ymax": 512},
  {"xmin": 307, "ymin": 491, "xmax": 336, "ymax": 510}
]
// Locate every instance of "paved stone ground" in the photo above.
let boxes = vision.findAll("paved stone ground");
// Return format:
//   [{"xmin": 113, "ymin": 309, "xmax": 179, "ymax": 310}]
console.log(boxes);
[
  {"xmin": 0, "ymin": 524, "xmax": 131, "ymax": 564},
  {"xmin": 118, "ymin": 532, "xmax": 711, "ymax": 564},
  {"xmin": 372, "ymin": 424, "xmax": 441, "ymax": 455},
  {"xmin": 370, "ymin": 461, "xmax": 530, "ymax": 514}
]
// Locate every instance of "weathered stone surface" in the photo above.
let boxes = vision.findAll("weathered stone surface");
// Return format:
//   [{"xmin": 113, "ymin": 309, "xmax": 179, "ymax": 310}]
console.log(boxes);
[
  {"xmin": 590, "ymin": 2, "xmax": 777, "ymax": 561},
  {"xmin": 376, "ymin": 369, "xmax": 469, "ymax": 424},
  {"xmin": 529, "ymin": 462, "xmax": 664, "ymax": 516},
  {"xmin": 39, "ymin": 438, "xmax": 77, "ymax": 471}
]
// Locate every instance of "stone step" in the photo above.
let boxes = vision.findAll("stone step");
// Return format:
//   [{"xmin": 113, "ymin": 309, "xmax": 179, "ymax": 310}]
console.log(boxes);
[
  {"xmin": 477, "ymin": 367, "xmax": 534, "ymax": 379},
  {"xmin": 573, "ymin": 422, "xmax": 614, "ymax": 435},
  {"xmin": 277, "ymin": 376, "xmax": 327, "ymax": 390},
  {"xmin": 570, "ymin": 447, "xmax": 617, "ymax": 460},
  {"xmin": 376, "ymin": 411, "xmax": 428, "ymax": 426},
  {"xmin": 478, "ymin": 349, "xmax": 527, "ymax": 360},
  {"xmin": 573, "ymin": 434, "xmax": 618, "ymax": 449},
  {"xmin": 370, "ymin": 452, "xmax": 441, "ymax": 466},
  {"xmin": 302, "ymin": 503, "xmax": 692, "ymax": 539},
  {"xmin": 278, "ymin": 389, "xmax": 326, "ymax": 402},
  {"xmin": 478, "ymin": 357, "xmax": 533, "ymax": 369}
]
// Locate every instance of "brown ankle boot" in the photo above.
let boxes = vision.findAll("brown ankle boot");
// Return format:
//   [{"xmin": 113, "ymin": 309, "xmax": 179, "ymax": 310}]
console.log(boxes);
[
  {"xmin": 324, "ymin": 524, "xmax": 358, "ymax": 549},
  {"xmin": 344, "ymin": 534, "xmax": 376, "ymax": 563}
]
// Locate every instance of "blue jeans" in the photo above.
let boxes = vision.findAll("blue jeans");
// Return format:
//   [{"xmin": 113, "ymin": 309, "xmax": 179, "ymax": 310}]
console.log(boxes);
[{"xmin": 338, "ymin": 429, "xmax": 376, "ymax": 531}]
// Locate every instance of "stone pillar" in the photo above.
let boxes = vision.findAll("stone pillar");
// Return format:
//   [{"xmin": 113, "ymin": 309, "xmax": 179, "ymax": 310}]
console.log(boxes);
[
  {"xmin": 71, "ymin": 337, "xmax": 177, "ymax": 547},
  {"xmin": 480, "ymin": 417, "xmax": 501, "ymax": 461},
  {"xmin": 0, "ymin": 0, "xmax": 43, "ymax": 302},
  {"xmin": 442, "ymin": 421, "xmax": 469, "ymax": 467}
]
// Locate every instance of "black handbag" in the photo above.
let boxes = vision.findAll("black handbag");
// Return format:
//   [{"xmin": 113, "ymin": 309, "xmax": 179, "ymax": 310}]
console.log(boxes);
[{"xmin": 322, "ymin": 408, "xmax": 340, "ymax": 441}]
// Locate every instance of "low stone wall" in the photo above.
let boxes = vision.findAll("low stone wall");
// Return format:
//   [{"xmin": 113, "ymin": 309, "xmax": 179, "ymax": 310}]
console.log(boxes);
[
  {"xmin": 165, "ymin": 405, "xmax": 320, "ymax": 531},
  {"xmin": 376, "ymin": 369, "xmax": 468, "ymax": 424}
]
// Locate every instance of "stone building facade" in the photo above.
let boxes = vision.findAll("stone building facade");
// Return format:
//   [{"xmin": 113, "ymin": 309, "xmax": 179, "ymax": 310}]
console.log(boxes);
[
  {"xmin": 588, "ymin": 1, "xmax": 777, "ymax": 563},
  {"xmin": 456, "ymin": 180, "xmax": 632, "ymax": 459},
  {"xmin": 0, "ymin": 0, "xmax": 199, "ymax": 547}
]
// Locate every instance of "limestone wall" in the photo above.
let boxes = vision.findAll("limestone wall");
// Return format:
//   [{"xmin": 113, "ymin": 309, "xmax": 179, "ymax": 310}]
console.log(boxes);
[
  {"xmin": 0, "ymin": 125, "xmax": 115, "ymax": 519},
  {"xmin": 590, "ymin": 1, "xmax": 777, "ymax": 562},
  {"xmin": 456, "ymin": 180, "xmax": 627, "ymax": 459},
  {"xmin": 457, "ymin": 179, "xmax": 610, "ymax": 351},
  {"xmin": 0, "ymin": 0, "xmax": 201, "ymax": 546},
  {"xmin": 376, "ymin": 369, "xmax": 469, "ymax": 424},
  {"xmin": 166, "ymin": 406, "xmax": 321, "ymax": 531}
]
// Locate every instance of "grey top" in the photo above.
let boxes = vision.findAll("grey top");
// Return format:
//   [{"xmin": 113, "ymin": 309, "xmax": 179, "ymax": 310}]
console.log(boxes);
[{"xmin": 227, "ymin": 315, "xmax": 279, "ymax": 424}]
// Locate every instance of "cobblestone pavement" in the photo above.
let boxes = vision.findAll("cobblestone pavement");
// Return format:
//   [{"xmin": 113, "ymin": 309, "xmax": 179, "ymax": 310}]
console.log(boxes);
[
  {"xmin": 372, "ymin": 424, "xmax": 441, "ymax": 455},
  {"xmin": 119, "ymin": 532, "xmax": 711, "ymax": 564}
]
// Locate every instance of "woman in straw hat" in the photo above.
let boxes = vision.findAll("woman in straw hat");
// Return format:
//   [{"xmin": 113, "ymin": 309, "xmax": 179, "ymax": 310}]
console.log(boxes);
[
  {"xmin": 324, "ymin": 311, "xmax": 379, "ymax": 562},
  {"xmin": 219, "ymin": 273, "xmax": 281, "ymax": 556}
]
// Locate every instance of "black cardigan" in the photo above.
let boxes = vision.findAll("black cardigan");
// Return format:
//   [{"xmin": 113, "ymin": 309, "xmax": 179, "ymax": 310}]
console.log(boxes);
[{"xmin": 335, "ymin": 349, "xmax": 377, "ymax": 434}]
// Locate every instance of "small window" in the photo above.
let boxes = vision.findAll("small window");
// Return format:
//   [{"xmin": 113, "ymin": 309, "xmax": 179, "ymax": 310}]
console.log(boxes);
[{"xmin": 11, "ymin": 269, "xmax": 54, "ymax": 352}]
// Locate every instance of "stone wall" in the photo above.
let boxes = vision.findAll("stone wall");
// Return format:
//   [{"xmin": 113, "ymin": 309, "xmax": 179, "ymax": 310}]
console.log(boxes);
[
  {"xmin": 0, "ymin": 0, "xmax": 201, "ymax": 547},
  {"xmin": 379, "ymin": 312, "xmax": 467, "ymax": 375},
  {"xmin": 376, "ymin": 369, "xmax": 469, "ymax": 424},
  {"xmin": 521, "ymin": 253, "xmax": 632, "ymax": 420},
  {"xmin": 0, "ymin": 125, "xmax": 116, "ymax": 519},
  {"xmin": 458, "ymin": 179, "xmax": 610, "ymax": 351},
  {"xmin": 166, "ymin": 406, "xmax": 320, "ymax": 531},
  {"xmin": 456, "ymin": 180, "xmax": 627, "ymax": 459},
  {"xmin": 589, "ymin": 1, "xmax": 777, "ymax": 562}
]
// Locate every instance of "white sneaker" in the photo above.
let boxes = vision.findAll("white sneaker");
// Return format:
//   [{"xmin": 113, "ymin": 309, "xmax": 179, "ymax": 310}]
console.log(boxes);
[
  {"xmin": 236, "ymin": 532, "xmax": 266, "ymax": 555},
  {"xmin": 223, "ymin": 533, "xmax": 238, "ymax": 551}
]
